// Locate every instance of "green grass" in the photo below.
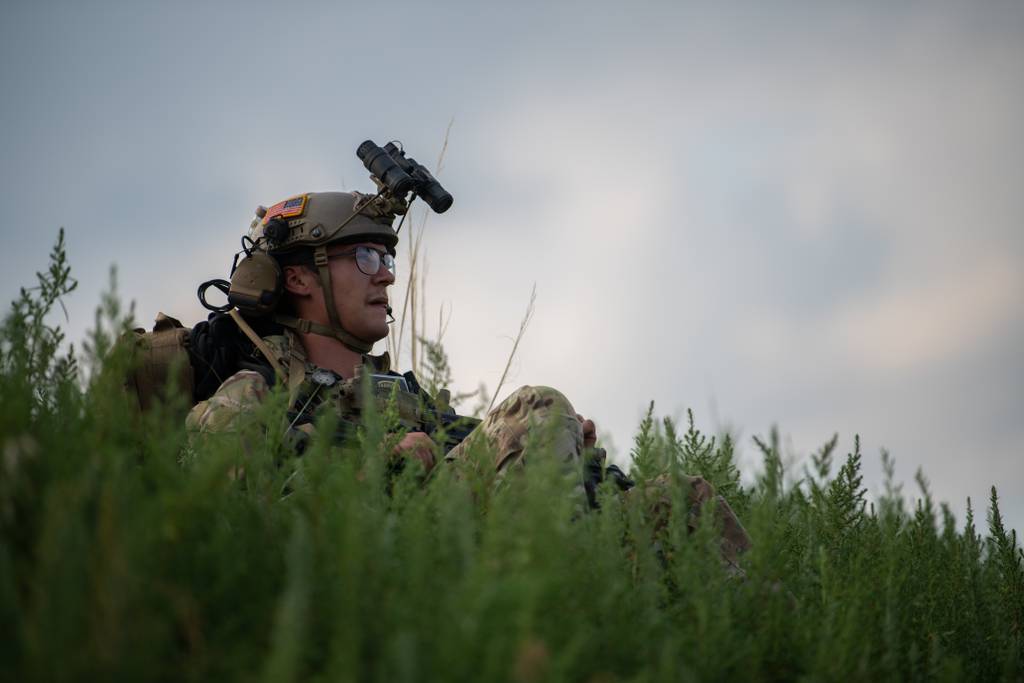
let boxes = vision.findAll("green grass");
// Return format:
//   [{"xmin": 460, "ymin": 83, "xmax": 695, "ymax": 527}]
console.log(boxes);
[{"xmin": 1, "ymin": 234, "xmax": 1021, "ymax": 682}]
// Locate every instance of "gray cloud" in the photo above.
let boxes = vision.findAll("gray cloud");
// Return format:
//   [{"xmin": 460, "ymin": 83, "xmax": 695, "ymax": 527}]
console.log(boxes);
[{"xmin": 2, "ymin": 1, "xmax": 1021, "ymax": 529}]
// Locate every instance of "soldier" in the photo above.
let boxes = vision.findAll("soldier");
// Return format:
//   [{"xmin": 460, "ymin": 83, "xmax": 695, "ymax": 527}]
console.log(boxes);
[
  {"xmin": 187, "ymin": 189, "xmax": 751, "ymax": 571},
  {"xmin": 186, "ymin": 191, "xmax": 581, "ymax": 476}
]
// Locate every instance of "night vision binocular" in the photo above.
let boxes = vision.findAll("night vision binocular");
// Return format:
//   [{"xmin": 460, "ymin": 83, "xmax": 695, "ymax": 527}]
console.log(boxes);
[{"xmin": 357, "ymin": 139, "xmax": 453, "ymax": 214}]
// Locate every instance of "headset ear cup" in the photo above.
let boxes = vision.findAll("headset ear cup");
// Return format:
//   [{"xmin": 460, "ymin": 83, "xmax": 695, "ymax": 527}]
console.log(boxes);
[{"xmin": 228, "ymin": 252, "xmax": 282, "ymax": 316}]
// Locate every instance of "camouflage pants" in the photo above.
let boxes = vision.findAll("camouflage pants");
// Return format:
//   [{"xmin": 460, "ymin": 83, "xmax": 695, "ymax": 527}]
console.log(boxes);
[
  {"xmin": 445, "ymin": 385, "xmax": 584, "ymax": 479},
  {"xmin": 444, "ymin": 385, "xmax": 752, "ymax": 568},
  {"xmin": 636, "ymin": 473, "xmax": 751, "ymax": 572}
]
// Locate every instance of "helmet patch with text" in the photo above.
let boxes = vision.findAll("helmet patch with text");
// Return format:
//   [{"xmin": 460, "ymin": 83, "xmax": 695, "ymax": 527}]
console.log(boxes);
[{"xmin": 263, "ymin": 195, "xmax": 307, "ymax": 224}]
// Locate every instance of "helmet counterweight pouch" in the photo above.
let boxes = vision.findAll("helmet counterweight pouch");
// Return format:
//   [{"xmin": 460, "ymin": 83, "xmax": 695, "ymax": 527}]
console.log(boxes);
[
  {"xmin": 123, "ymin": 313, "xmax": 195, "ymax": 412},
  {"xmin": 228, "ymin": 251, "xmax": 282, "ymax": 316}
]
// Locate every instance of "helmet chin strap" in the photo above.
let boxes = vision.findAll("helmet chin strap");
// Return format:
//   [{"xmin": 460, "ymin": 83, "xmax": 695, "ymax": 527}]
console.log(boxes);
[{"xmin": 272, "ymin": 245, "xmax": 375, "ymax": 355}]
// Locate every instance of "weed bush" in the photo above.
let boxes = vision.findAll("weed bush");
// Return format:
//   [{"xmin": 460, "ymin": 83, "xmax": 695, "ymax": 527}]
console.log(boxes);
[{"xmin": 1, "ymin": 237, "xmax": 1022, "ymax": 682}]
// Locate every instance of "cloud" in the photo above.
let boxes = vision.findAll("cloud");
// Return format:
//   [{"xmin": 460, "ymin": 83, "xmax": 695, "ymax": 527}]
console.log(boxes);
[
  {"xmin": 828, "ymin": 257, "xmax": 1022, "ymax": 372},
  {"xmin": 2, "ymin": 1, "xmax": 1022, "ymax": 530}
]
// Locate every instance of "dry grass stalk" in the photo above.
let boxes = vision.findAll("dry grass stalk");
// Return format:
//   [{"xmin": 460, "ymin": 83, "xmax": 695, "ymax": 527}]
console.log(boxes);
[
  {"xmin": 488, "ymin": 283, "xmax": 537, "ymax": 413},
  {"xmin": 387, "ymin": 119, "xmax": 454, "ymax": 371}
]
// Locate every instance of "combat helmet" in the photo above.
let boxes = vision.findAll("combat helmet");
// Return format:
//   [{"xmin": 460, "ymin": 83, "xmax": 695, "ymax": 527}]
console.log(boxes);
[
  {"xmin": 227, "ymin": 190, "xmax": 401, "ymax": 354},
  {"xmin": 202, "ymin": 138, "xmax": 452, "ymax": 355}
]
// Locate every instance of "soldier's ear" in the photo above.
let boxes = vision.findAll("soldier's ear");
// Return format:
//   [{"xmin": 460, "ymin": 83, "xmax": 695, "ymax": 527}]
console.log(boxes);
[{"xmin": 282, "ymin": 265, "xmax": 320, "ymax": 297}]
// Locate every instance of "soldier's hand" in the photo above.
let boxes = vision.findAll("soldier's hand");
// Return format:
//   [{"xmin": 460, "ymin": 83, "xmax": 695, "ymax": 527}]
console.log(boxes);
[
  {"xmin": 576, "ymin": 414, "xmax": 598, "ymax": 449},
  {"xmin": 394, "ymin": 431, "xmax": 437, "ymax": 472}
]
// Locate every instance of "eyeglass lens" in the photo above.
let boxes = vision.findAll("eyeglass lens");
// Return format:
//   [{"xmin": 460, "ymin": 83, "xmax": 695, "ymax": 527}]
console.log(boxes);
[{"xmin": 355, "ymin": 246, "xmax": 395, "ymax": 276}]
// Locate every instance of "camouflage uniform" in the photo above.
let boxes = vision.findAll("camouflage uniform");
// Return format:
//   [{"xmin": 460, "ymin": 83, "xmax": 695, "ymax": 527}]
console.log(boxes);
[
  {"xmin": 186, "ymin": 327, "xmax": 390, "ymax": 436},
  {"xmin": 185, "ymin": 369, "xmax": 272, "ymax": 435},
  {"xmin": 441, "ymin": 384, "xmax": 752, "ymax": 571},
  {"xmin": 189, "ymin": 186, "xmax": 750, "ymax": 569},
  {"xmin": 635, "ymin": 473, "xmax": 751, "ymax": 573},
  {"xmin": 189, "ymin": 347, "xmax": 752, "ymax": 570},
  {"xmin": 444, "ymin": 385, "xmax": 584, "ymax": 479}
]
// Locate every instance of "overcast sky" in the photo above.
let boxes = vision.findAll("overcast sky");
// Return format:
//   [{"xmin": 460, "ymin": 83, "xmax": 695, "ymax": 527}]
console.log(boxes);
[{"xmin": 2, "ymin": 1, "xmax": 1021, "ymax": 532}]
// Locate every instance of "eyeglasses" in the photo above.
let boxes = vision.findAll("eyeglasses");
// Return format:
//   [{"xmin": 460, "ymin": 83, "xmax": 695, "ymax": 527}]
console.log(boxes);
[{"xmin": 328, "ymin": 246, "xmax": 396, "ymax": 277}]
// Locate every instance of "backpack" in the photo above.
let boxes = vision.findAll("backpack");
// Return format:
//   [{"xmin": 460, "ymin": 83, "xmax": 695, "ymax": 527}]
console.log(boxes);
[{"xmin": 124, "ymin": 311, "xmax": 277, "ymax": 412}]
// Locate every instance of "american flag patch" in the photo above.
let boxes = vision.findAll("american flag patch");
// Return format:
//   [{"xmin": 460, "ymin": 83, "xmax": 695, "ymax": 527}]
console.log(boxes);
[{"xmin": 263, "ymin": 194, "xmax": 308, "ymax": 223}]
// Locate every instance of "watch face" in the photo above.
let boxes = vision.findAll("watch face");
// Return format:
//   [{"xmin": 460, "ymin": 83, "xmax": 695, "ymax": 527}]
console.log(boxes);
[{"xmin": 311, "ymin": 368, "xmax": 339, "ymax": 387}]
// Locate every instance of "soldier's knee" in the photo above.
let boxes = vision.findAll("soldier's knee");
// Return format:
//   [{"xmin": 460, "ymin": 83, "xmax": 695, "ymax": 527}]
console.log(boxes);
[
  {"xmin": 501, "ymin": 385, "xmax": 577, "ymax": 418},
  {"xmin": 486, "ymin": 385, "xmax": 583, "ymax": 467}
]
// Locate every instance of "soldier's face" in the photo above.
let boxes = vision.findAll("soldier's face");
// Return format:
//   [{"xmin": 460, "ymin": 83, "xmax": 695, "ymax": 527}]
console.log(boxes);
[{"xmin": 325, "ymin": 241, "xmax": 395, "ymax": 342}]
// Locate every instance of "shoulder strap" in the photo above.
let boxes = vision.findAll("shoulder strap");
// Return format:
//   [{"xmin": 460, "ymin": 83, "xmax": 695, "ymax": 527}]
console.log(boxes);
[
  {"xmin": 228, "ymin": 309, "xmax": 286, "ymax": 383},
  {"xmin": 288, "ymin": 353, "xmax": 306, "ymax": 407}
]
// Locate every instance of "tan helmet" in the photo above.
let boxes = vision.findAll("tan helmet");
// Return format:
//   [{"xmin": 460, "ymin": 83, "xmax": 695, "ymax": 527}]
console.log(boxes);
[
  {"xmin": 228, "ymin": 191, "xmax": 400, "ymax": 354},
  {"xmin": 251, "ymin": 191, "xmax": 399, "ymax": 255}
]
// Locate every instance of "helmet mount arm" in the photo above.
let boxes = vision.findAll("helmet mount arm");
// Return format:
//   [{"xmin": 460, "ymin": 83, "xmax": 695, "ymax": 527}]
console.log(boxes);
[
  {"xmin": 321, "ymin": 187, "xmax": 388, "ymax": 244},
  {"xmin": 392, "ymin": 193, "xmax": 416, "ymax": 236}
]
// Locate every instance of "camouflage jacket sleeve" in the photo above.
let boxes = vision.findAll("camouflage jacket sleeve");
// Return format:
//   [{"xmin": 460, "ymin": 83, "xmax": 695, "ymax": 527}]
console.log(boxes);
[{"xmin": 185, "ymin": 369, "xmax": 271, "ymax": 435}]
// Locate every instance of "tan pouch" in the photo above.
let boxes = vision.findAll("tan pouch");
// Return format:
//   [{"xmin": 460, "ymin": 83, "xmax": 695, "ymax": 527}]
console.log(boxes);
[{"xmin": 124, "ymin": 312, "xmax": 195, "ymax": 411}]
